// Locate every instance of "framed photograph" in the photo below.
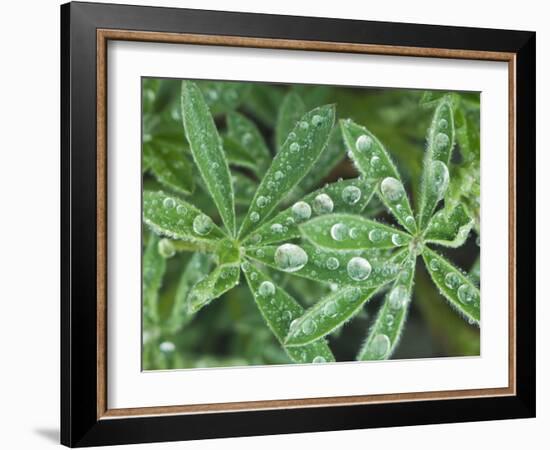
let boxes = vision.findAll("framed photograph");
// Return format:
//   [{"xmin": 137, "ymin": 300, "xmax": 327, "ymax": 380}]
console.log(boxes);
[{"xmin": 61, "ymin": 1, "xmax": 535, "ymax": 447}]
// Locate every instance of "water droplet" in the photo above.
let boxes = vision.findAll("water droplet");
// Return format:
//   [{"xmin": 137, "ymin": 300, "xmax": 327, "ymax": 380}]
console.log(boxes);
[
  {"xmin": 345, "ymin": 287, "xmax": 361, "ymax": 302},
  {"xmin": 302, "ymin": 319, "xmax": 316, "ymax": 335},
  {"xmin": 380, "ymin": 177, "xmax": 405, "ymax": 203},
  {"xmin": 429, "ymin": 259, "xmax": 440, "ymax": 271},
  {"xmin": 250, "ymin": 272, "xmax": 258, "ymax": 281},
  {"xmin": 435, "ymin": 132, "xmax": 450, "ymax": 150},
  {"xmin": 258, "ymin": 281, "xmax": 275, "ymax": 297},
  {"xmin": 356, "ymin": 134, "xmax": 373, "ymax": 152},
  {"xmin": 389, "ymin": 285, "xmax": 409, "ymax": 309},
  {"xmin": 323, "ymin": 301, "xmax": 338, "ymax": 317},
  {"xmin": 241, "ymin": 261, "xmax": 250, "ymax": 272},
  {"xmin": 432, "ymin": 160, "xmax": 450, "ymax": 199},
  {"xmin": 274, "ymin": 171, "xmax": 284, "ymax": 180},
  {"xmin": 348, "ymin": 227, "xmax": 359, "ymax": 239},
  {"xmin": 158, "ymin": 239, "xmax": 176, "ymax": 258},
  {"xmin": 369, "ymin": 334, "xmax": 390, "ymax": 359},
  {"xmin": 370, "ymin": 155, "xmax": 381, "ymax": 168},
  {"xmin": 163, "ymin": 197, "xmax": 176, "ymax": 209},
  {"xmin": 193, "ymin": 214, "xmax": 213, "ymax": 235},
  {"xmin": 249, "ymin": 234, "xmax": 262, "ymax": 245},
  {"xmin": 347, "ymin": 257, "xmax": 372, "ymax": 281},
  {"xmin": 290, "ymin": 142, "xmax": 300, "ymax": 153},
  {"xmin": 312, "ymin": 115, "xmax": 323, "ymax": 126},
  {"xmin": 331, "ymin": 223, "xmax": 348, "ymax": 241},
  {"xmin": 250, "ymin": 212, "xmax": 260, "ymax": 223},
  {"xmin": 445, "ymin": 272, "xmax": 460, "ymax": 289},
  {"xmin": 408, "ymin": 238, "xmax": 424, "ymax": 255},
  {"xmin": 369, "ymin": 228, "xmax": 383, "ymax": 243},
  {"xmin": 256, "ymin": 196, "xmax": 269, "ymax": 208},
  {"xmin": 391, "ymin": 233, "xmax": 404, "ymax": 246},
  {"xmin": 289, "ymin": 319, "xmax": 300, "ymax": 332},
  {"xmin": 291, "ymin": 201, "xmax": 312, "ymax": 221},
  {"xmin": 312, "ymin": 356, "xmax": 326, "ymax": 364},
  {"xmin": 274, "ymin": 244, "xmax": 308, "ymax": 272},
  {"xmin": 159, "ymin": 341, "xmax": 175, "ymax": 353},
  {"xmin": 405, "ymin": 216, "xmax": 415, "ymax": 228},
  {"xmin": 312, "ymin": 193, "xmax": 334, "ymax": 214},
  {"xmin": 242, "ymin": 132, "xmax": 253, "ymax": 146},
  {"xmin": 341, "ymin": 185, "xmax": 362, "ymax": 205},
  {"xmin": 386, "ymin": 314, "xmax": 394, "ymax": 327},
  {"xmin": 326, "ymin": 257, "xmax": 340, "ymax": 270},
  {"xmin": 299, "ymin": 120, "xmax": 309, "ymax": 130},
  {"xmin": 176, "ymin": 204, "xmax": 187, "ymax": 215},
  {"xmin": 271, "ymin": 223, "xmax": 284, "ymax": 233},
  {"xmin": 255, "ymin": 248, "xmax": 265, "ymax": 258},
  {"xmin": 457, "ymin": 284, "xmax": 476, "ymax": 304},
  {"xmin": 283, "ymin": 310, "xmax": 293, "ymax": 321},
  {"xmin": 438, "ymin": 118, "xmax": 448, "ymax": 130}
]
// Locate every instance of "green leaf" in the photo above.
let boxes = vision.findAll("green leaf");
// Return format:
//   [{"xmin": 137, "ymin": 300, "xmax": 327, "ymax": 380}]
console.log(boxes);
[
  {"xmin": 417, "ymin": 99, "xmax": 455, "ymax": 230},
  {"xmin": 232, "ymin": 172, "xmax": 258, "ymax": 206},
  {"xmin": 238, "ymin": 104, "xmax": 336, "ymax": 238},
  {"xmin": 146, "ymin": 141, "xmax": 194, "ymax": 195},
  {"xmin": 166, "ymin": 253, "xmax": 213, "ymax": 333},
  {"xmin": 242, "ymin": 262, "xmax": 335, "ymax": 363},
  {"xmin": 143, "ymin": 234, "xmax": 166, "ymax": 325},
  {"xmin": 222, "ymin": 136, "xmax": 260, "ymax": 175},
  {"xmin": 283, "ymin": 250, "xmax": 408, "ymax": 346},
  {"xmin": 243, "ymin": 84, "xmax": 285, "ymax": 127},
  {"xmin": 197, "ymin": 81, "xmax": 250, "ymax": 116},
  {"xmin": 276, "ymin": 92, "xmax": 306, "ymax": 152},
  {"xmin": 226, "ymin": 112, "xmax": 271, "ymax": 174},
  {"xmin": 242, "ymin": 177, "xmax": 375, "ymax": 247},
  {"xmin": 340, "ymin": 119, "xmax": 417, "ymax": 234},
  {"xmin": 152, "ymin": 79, "xmax": 181, "ymax": 113},
  {"xmin": 301, "ymin": 213, "xmax": 411, "ymax": 250},
  {"xmin": 181, "ymin": 80, "xmax": 236, "ymax": 235},
  {"xmin": 187, "ymin": 264, "xmax": 240, "ymax": 313},
  {"xmin": 423, "ymin": 247, "xmax": 480, "ymax": 324},
  {"xmin": 469, "ymin": 256, "xmax": 480, "ymax": 286},
  {"xmin": 357, "ymin": 254, "xmax": 416, "ymax": 360},
  {"xmin": 455, "ymin": 107, "xmax": 480, "ymax": 163},
  {"xmin": 248, "ymin": 244, "xmax": 405, "ymax": 288},
  {"xmin": 424, "ymin": 204, "xmax": 474, "ymax": 248},
  {"xmin": 143, "ymin": 191, "xmax": 225, "ymax": 250}
]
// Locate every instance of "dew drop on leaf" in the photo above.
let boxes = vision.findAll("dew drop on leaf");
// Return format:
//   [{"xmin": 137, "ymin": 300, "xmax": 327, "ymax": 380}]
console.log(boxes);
[
  {"xmin": 256, "ymin": 196, "xmax": 269, "ymax": 208},
  {"xmin": 299, "ymin": 121, "xmax": 309, "ymax": 130},
  {"xmin": 312, "ymin": 193, "xmax": 334, "ymax": 214},
  {"xmin": 389, "ymin": 285, "xmax": 409, "ymax": 309},
  {"xmin": 341, "ymin": 185, "xmax": 362, "ymax": 205},
  {"xmin": 391, "ymin": 233, "xmax": 404, "ymax": 246},
  {"xmin": 356, "ymin": 134, "xmax": 373, "ymax": 152},
  {"xmin": 435, "ymin": 132, "xmax": 450, "ymax": 150},
  {"xmin": 438, "ymin": 118, "xmax": 448, "ymax": 130},
  {"xmin": 323, "ymin": 301, "xmax": 338, "ymax": 317},
  {"xmin": 432, "ymin": 160, "xmax": 450, "ymax": 199},
  {"xmin": 302, "ymin": 319, "xmax": 317, "ymax": 335},
  {"xmin": 176, "ymin": 204, "xmax": 187, "ymax": 215},
  {"xmin": 250, "ymin": 212, "xmax": 260, "ymax": 223},
  {"xmin": 368, "ymin": 229, "xmax": 383, "ymax": 243},
  {"xmin": 274, "ymin": 244, "xmax": 308, "ymax": 272},
  {"xmin": 158, "ymin": 239, "xmax": 176, "ymax": 258},
  {"xmin": 312, "ymin": 115, "xmax": 323, "ymax": 126},
  {"xmin": 163, "ymin": 197, "xmax": 176, "ymax": 209},
  {"xmin": 326, "ymin": 256, "xmax": 340, "ymax": 270},
  {"xmin": 258, "ymin": 281, "xmax": 276, "ymax": 297},
  {"xmin": 457, "ymin": 284, "xmax": 476, "ymax": 304},
  {"xmin": 271, "ymin": 223, "xmax": 284, "ymax": 233},
  {"xmin": 370, "ymin": 155, "xmax": 381, "ymax": 168},
  {"xmin": 380, "ymin": 177, "xmax": 405, "ymax": 203},
  {"xmin": 291, "ymin": 201, "xmax": 312, "ymax": 221},
  {"xmin": 193, "ymin": 214, "xmax": 214, "ymax": 236},
  {"xmin": 331, "ymin": 223, "xmax": 348, "ymax": 241},
  {"xmin": 274, "ymin": 170, "xmax": 284, "ymax": 180},
  {"xmin": 312, "ymin": 356, "xmax": 326, "ymax": 363},
  {"xmin": 347, "ymin": 257, "xmax": 372, "ymax": 281},
  {"xmin": 290, "ymin": 142, "xmax": 300, "ymax": 153},
  {"xmin": 159, "ymin": 341, "xmax": 175, "ymax": 353},
  {"xmin": 370, "ymin": 334, "xmax": 390, "ymax": 359},
  {"xmin": 429, "ymin": 259, "xmax": 440, "ymax": 271},
  {"xmin": 444, "ymin": 272, "xmax": 460, "ymax": 289}
]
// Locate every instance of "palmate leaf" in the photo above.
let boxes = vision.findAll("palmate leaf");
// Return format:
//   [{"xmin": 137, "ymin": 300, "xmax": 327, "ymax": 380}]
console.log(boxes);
[
  {"xmin": 242, "ymin": 262, "xmax": 335, "ymax": 363},
  {"xmin": 301, "ymin": 213, "xmax": 410, "ymax": 250},
  {"xmin": 187, "ymin": 264, "xmax": 240, "ymax": 313},
  {"xmin": 144, "ymin": 141, "xmax": 194, "ymax": 195},
  {"xmin": 143, "ymin": 191, "xmax": 225, "ymax": 251},
  {"xmin": 424, "ymin": 203, "xmax": 474, "ymax": 248},
  {"xmin": 340, "ymin": 119, "xmax": 417, "ymax": 234},
  {"xmin": 417, "ymin": 99, "xmax": 455, "ymax": 230},
  {"xmin": 197, "ymin": 81, "xmax": 251, "ymax": 116},
  {"xmin": 423, "ymin": 247, "xmax": 480, "ymax": 324},
  {"xmin": 181, "ymin": 81, "xmax": 236, "ymax": 235},
  {"xmin": 238, "ymin": 104, "xmax": 336, "ymax": 238},
  {"xmin": 226, "ymin": 111, "xmax": 271, "ymax": 174},
  {"xmin": 143, "ymin": 234, "xmax": 166, "ymax": 325},
  {"xmin": 242, "ymin": 177, "xmax": 375, "ymax": 247},
  {"xmin": 284, "ymin": 250, "xmax": 409, "ymax": 346},
  {"xmin": 276, "ymin": 92, "xmax": 306, "ymax": 152},
  {"xmin": 357, "ymin": 253, "xmax": 416, "ymax": 360},
  {"xmin": 247, "ymin": 244, "xmax": 401, "ymax": 288}
]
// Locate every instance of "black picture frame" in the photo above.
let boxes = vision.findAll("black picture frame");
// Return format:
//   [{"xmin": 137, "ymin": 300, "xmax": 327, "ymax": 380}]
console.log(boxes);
[{"xmin": 61, "ymin": 1, "xmax": 536, "ymax": 447}]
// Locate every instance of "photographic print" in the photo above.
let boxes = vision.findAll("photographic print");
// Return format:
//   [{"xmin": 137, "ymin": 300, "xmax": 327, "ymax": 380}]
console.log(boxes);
[{"xmin": 141, "ymin": 78, "xmax": 481, "ymax": 371}]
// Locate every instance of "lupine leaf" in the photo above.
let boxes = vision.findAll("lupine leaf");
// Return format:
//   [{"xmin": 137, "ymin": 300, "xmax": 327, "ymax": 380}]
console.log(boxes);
[
  {"xmin": 143, "ymin": 191, "xmax": 225, "ymax": 251},
  {"xmin": 143, "ymin": 234, "xmax": 166, "ymax": 325},
  {"xmin": 417, "ymin": 99, "xmax": 455, "ymax": 230},
  {"xmin": 301, "ymin": 213, "xmax": 410, "ymax": 250},
  {"xmin": 222, "ymin": 136, "xmax": 259, "ymax": 175},
  {"xmin": 226, "ymin": 111, "xmax": 271, "ymax": 174},
  {"xmin": 283, "ymin": 251, "xmax": 407, "ymax": 346},
  {"xmin": 455, "ymin": 107, "xmax": 480, "ymax": 163},
  {"xmin": 247, "ymin": 243, "xmax": 402, "ymax": 288},
  {"xmin": 357, "ymin": 253, "xmax": 416, "ymax": 360},
  {"xmin": 242, "ymin": 262, "xmax": 335, "ymax": 363},
  {"xmin": 276, "ymin": 92, "xmax": 306, "ymax": 152},
  {"xmin": 424, "ymin": 203, "xmax": 474, "ymax": 248},
  {"xmin": 197, "ymin": 81, "xmax": 250, "ymax": 116},
  {"xmin": 238, "ymin": 104, "xmax": 336, "ymax": 238},
  {"xmin": 187, "ymin": 264, "xmax": 240, "ymax": 313},
  {"xmin": 242, "ymin": 177, "xmax": 375, "ymax": 247},
  {"xmin": 181, "ymin": 80, "xmax": 236, "ymax": 235},
  {"xmin": 166, "ymin": 253, "xmax": 213, "ymax": 333},
  {"xmin": 340, "ymin": 119, "xmax": 417, "ymax": 234},
  {"xmin": 423, "ymin": 247, "xmax": 480, "ymax": 324},
  {"xmin": 146, "ymin": 141, "xmax": 194, "ymax": 195},
  {"xmin": 152, "ymin": 79, "xmax": 181, "ymax": 113}
]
